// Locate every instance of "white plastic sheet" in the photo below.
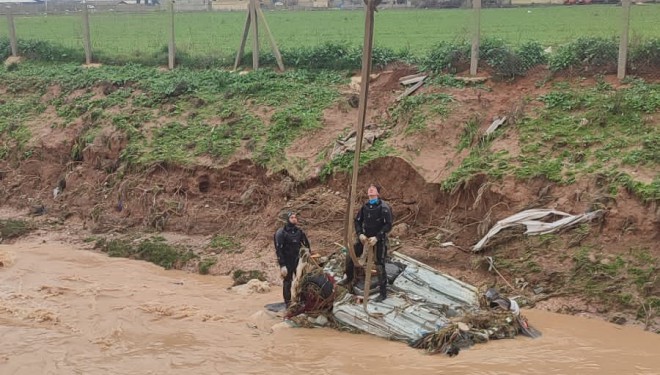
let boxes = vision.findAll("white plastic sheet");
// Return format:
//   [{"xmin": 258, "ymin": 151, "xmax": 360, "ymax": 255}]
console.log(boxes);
[{"xmin": 472, "ymin": 209, "xmax": 604, "ymax": 252}]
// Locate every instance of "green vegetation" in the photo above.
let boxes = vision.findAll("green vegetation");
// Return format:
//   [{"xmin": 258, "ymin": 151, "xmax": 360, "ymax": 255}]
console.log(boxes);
[
  {"xmin": 422, "ymin": 38, "xmax": 547, "ymax": 78},
  {"xmin": 209, "ymin": 234, "xmax": 242, "ymax": 254},
  {"xmin": 0, "ymin": 219, "xmax": 33, "ymax": 239},
  {"xmin": 199, "ymin": 258, "xmax": 217, "ymax": 275},
  {"xmin": 0, "ymin": 93, "xmax": 42, "ymax": 161},
  {"xmin": 441, "ymin": 79, "xmax": 659, "ymax": 202},
  {"xmin": 457, "ymin": 116, "xmax": 480, "ymax": 151},
  {"xmin": 320, "ymin": 139, "xmax": 396, "ymax": 179},
  {"xmin": 0, "ymin": 64, "xmax": 343, "ymax": 169},
  {"xmin": 485, "ymin": 232, "xmax": 658, "ymax": 327},
  {"xmin": 570, "ymin": 246, "xmax": 658, "ymax": 321},
  {"xmin": 0, "ymin": 6, "xmax": 658, "ymax": 72},
  {"xmin": 1, "ymin": 57, "xmax": 654, "ymax": 202},
  {"xmin": 95, "ymin": 236, "xmax": 197, "ymax": 270},
  {"xmin": 0, "ymin": 6, "xmax": 658, "ymax": 63},
  {"xmin": 548, "ymin": 37, "xmax": 618, "ymax": 72},
  {"xmin": 253, "ymin": 70, "xmax": 341, "ymax": 166},
  {"xmin": 443, "ymin": 124, "xmax": 510, "ymax": 192},
  {"xmin": 517, "ymin": 79, "xmax": 659, "ymax": 201},
  {"xmin": 389, "ymin": 93, "xmax": 453, "ymax": 135}
]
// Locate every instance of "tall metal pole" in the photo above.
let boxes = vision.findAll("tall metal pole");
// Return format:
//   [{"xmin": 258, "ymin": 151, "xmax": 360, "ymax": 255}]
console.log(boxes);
[
  {"xmin": 617, "ymin": 0, "xmax": 631, "ymax": 81},
  {"xmin": 470, "ymin": 0, "xmax": 481, "ymax": 76},
  {"xmin": 343, "ymin": 0, "xmax": 376, "ymax": 267}
]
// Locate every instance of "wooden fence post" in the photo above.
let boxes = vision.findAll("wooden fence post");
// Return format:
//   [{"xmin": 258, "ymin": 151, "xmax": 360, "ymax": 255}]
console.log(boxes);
[
  {"xmin": 617, "ymin": 0, "xmax": 631, "ymax": 80},
  {"xmin": 82, "ymin": 1, "xmax": 92, "ymax": 64},
  {"xmin": 470, "ymin": 0, "xmax": 481, "ymax": 76},
  {"xmin": 249, "ymin": 0, "xmax": 259, "ymax": 70},
  {"xmin": 7, "ymin": 6, "xmax": 18, "ymax": 57},
  {"xmin": 169, "ymin": 0, "xmax": 176, "ymax": 69}
]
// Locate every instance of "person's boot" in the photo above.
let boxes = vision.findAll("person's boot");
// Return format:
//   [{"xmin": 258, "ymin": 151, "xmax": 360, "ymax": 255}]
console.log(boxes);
[{"xmin": 374, "ymin": 264, "xmax": 387, "ymax": 302}]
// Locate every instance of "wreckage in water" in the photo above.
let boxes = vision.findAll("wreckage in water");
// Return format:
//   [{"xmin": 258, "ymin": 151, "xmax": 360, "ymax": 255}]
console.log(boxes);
[{"xmin": 282, "ymin": 250, "xmax": 540, "ymax": 356}]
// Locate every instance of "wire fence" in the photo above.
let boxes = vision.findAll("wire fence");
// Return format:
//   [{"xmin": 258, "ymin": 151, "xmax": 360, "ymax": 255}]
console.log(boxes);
[{"xmin": 0, "ymin": 0, "xmax": 658, "ymax": 79}]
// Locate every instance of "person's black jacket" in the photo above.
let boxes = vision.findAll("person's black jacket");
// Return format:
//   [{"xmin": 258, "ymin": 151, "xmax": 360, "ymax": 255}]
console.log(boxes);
[
  {"xmin": 354, "ymin": 199, "xmax": 393, "ymax": 239},
  {"xmin": 274, "ymin": 223, "xmax": 310, "ymax": 266}
]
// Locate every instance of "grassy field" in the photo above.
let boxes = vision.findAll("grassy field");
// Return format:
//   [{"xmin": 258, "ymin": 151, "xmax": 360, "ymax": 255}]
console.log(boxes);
[{"xmin": 0, "ymin": 5, "xmax": 658, "ymax": 59}]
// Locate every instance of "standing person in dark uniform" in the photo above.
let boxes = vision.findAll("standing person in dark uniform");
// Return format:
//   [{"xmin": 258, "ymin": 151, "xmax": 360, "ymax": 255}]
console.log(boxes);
[
  {"xmin": 274, "ymin": 212, "xmax": 310, "ymax": 307},
  {"xmin": 339, "ymin": 184, "xmax": 393, "ymax": 302}
]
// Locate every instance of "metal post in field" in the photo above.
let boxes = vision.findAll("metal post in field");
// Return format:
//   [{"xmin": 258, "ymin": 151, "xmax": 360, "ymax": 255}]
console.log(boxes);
[
  {"xmin": 343, "ymin": 0, "xmax": 376, "ymax": 282},
  {"xmin": 6, "ymin": 6, "xmax": 18, "ymax": 57},
  {"xmin": 470, "ymin": 0, "xmax": 481, "ymax": 76},
  {"xmin": 169, "ymin": 0, "xmax": 176, "ymax": 69},
  {"xmin": 617, "ymin": 0, "xmax": 631, "ymax": 80},
  {"xmin": 82, "ymin": 1, "xmax": 92, "ymax": 64}
]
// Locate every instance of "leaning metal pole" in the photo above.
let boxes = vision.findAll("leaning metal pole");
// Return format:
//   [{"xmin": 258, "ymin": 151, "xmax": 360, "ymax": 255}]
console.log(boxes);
[{"xmin": 343, "ymin": 0, "xmax": 376, "ymax": 268}]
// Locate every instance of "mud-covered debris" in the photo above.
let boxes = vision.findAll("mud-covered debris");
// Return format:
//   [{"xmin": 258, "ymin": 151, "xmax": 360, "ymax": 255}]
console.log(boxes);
[
  {"xmin": 390, "ymin": 223, "xmax": 409, "ymax": 238},
  {"xmin": 330, "ymin": 124, "xmax": 386, "ymax": 159},
  {"xmin": 347, "ymin": 94, "xmax": 359, "ymax": 108},
  {"xmin": 609, "ymin": 314, "xmax": 627, "ymax": 325},
  {"xmin": 232, "ymin": 269, "xmax": 266, "ymax": 286},
  {"xmin": 396, "ymin": 79, "xmax": 425, "ymax": 101},
  {"xmin": 30, "ymin": 205, "xmax": 46, "ymax": 216},
  {"xmin": 399, "ymin": 73, "xmax": 427, "ymax": 86},
  {"xmin": 485, "ymin": 117, "xmax": 507, "ymax": 136},
  {"xmin": 455, "ymin": 76, "xmax": 490, "ymax": 84}
]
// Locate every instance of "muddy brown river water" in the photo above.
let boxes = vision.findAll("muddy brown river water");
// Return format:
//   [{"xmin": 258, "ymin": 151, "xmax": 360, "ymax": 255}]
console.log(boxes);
[{"xmin": 1, "ymin": 240, "xmax": 658, "ymax": 375}]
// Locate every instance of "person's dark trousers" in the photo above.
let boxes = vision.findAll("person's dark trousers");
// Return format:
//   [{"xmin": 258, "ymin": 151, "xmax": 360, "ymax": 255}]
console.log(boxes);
[
  {"xmin": 344, "ymin": 239, "xmax": 387, "ymax": 297},
  {"xmin": 282, "ymin": 258, "xmax": 298, "ymax": 306}
]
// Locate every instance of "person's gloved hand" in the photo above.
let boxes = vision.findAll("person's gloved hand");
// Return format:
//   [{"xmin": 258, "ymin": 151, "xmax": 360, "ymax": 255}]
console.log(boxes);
[
  {"xmin": 359, "ymin": 234, "xmax": 368, "ymax": 244},
  {"xmin": 367, "ymin": 236, "xmax": 378, "ymax": 246},
  {"xmin": 280, "ymin": 266, "xmax": 288, "ymax": 278}
]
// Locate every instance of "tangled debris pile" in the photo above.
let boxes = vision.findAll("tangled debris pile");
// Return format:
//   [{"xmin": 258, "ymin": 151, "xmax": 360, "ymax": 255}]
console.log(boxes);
[{"xmin": 281, "ymin": 248, "xmax": 540, "ymax": 356}]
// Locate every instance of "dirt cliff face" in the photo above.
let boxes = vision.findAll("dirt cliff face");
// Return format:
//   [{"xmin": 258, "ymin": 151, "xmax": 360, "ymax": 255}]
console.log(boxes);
[{"xmin": 0, "ymin": 64, "xmax": 657, "ymax": 330}]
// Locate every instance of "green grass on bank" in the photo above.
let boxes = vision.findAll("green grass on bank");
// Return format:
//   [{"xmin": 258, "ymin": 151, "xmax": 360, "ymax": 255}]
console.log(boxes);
[
  {"xmin": 0, "ymin": 63, "xmax": 344, "ymax": 170},
  {"xmin": 441, "ymin": 78, "xmax": 659, "ymax": 201},
  {"xmin": 0, "ymin": 57, "xmax": 657, "ymax": 202}
]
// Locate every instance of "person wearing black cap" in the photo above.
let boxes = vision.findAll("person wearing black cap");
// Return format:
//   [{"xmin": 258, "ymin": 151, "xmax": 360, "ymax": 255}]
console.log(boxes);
[
  {"xmin": 339, "ymin": 184, "xmax": 393, "ymax": 302},
  {"xmin": 274, "ymin": 212, "xmax": 310, "ymax": 307}
]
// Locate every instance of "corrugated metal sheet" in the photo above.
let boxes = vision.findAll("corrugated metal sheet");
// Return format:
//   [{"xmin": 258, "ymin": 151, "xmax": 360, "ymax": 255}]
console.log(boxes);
[
  {"xmin": 391, "ymin": 252, "xmax": 480, "ymax": 307},
  {"xmin": 333, "ymin": 251, "xmax": 480, "ymax": 342},
  {"xmin": 333, "ymin": 294, "xmax": 453, "ymax": 341}
]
